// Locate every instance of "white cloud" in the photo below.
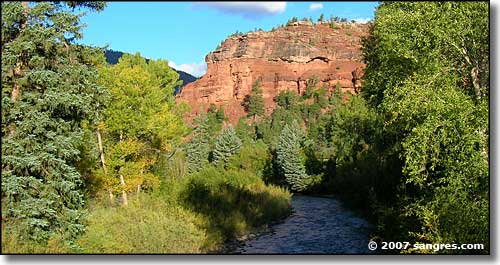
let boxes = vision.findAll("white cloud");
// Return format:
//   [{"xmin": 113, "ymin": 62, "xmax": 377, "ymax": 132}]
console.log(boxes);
[
  {"xmin": 169, "ymin": 61, "xmax": 207, "ymax": 78},
  {"xmin": 309, "ymin": 3, "xmax": 323, "ymax": 11},
  {"xmin": 195, "ymin": 2, "xmax": 287, "ymax": 19},
  {"xmin": 352, "ymin": 17, "xmax": 372, "ymax": 23}
]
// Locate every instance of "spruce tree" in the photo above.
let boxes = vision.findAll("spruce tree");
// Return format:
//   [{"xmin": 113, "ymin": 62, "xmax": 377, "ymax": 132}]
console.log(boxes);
[
  {"xmin": 276, "ymin": 121, "xmax": 309, "ymax": 192},
  {"xmin": 215, "ymin": 106, "xmax": 226, "ymax": 122},
  {"xmin": 186, "ymin": 115, "xmax": 210, "ymax": 173},
  {"xmin": 318, "ymin": 13, "xmax": 324, "ymax": 22},
  {"xmin": 1, "ymin": 1, "xmax": 106, "ymax": 244},
  {"xmin": 212, "ymin": 126, "xmax": 242, "ymax": 167},
  {"xmin": 245, "ymin": 80, "xmax": 265, "ymax": 120}
]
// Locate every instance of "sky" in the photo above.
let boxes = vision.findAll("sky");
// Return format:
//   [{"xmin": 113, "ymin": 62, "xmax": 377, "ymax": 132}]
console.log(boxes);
[{"xmin": 79, "ymin": 2, "xmax": 380, "ymax": 77}]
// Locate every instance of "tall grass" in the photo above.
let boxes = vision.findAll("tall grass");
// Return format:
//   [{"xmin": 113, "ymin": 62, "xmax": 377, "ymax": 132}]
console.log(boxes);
[
  {"xmin": 76, "ymin": 193, "xmax": 206, "ymax": 254},
  {"xmin": 3, "ymin": 149, "xmax": 292, "ymax": 254},
  {"xmin": 181, "ymin": 165, "xmax": 292, "ymax": 251}
]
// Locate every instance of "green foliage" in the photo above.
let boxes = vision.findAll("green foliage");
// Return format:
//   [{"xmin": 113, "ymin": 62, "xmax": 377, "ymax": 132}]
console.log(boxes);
[
  {"xmin": 302, "ymin": 76, "xmax": 318, "ymax": 99},
  {"xmin": 186, "ymin": 115, "xmax": 210, "ymax": 173},
  {"xmin": 1, "ymin": 1, "xmax": 106, "ymax": 247},
  {"xmin": 77, "ymin": 194, "xmax": 206, "ymax": 253},
  {"xmin": 362, "ymin": 2, "xmax": 488, "ymax": 107},
  {"xmin": 382, "ymin": 74, "xmax": 488, "ymax": 249},
  {"xmin": 287, "ymin": 16, "xmax": 299, "ymax": 26},
  {"xmin": 318, "ymin": 13, "xmax": 324, "ymax": 22},
  {"xmin": 95, "ymin": 53, "xmax": 186, "ymax": 196},
  {"xmin": 235, "ymin": 117, "xmax": 254, "ymax": 143},
  {"xmin": 276, "ymin": 121, "xmax": 310, "ymax": 192},
  {"xmin": 275, "ymin": 90, "xmax": 300, "ymax": 110},
  {"xmin": 330, "ymin": 96, "xmax": 379, "ymax": 165},
  {"xmin": 227, "ymin": 140, "xmax": 271, "ymax": 177},
  {"xmin": 244, "ymin": 80, "xmax": 265, "ymax": 120},
  {"xmin": 181, "ymin": 166, "xmax": 292, "ymax": 250},
  {"xmin": 215, "ymin": 106, "xmax": 226, "ymax": 122},
  {"xmin": 208, "ymin": 103, "xmax": 217, "ymax": 113},
  {"xmin": 212, "ymin": 126, "xmax": 242, "ymax": 167},
  {"xmin": 360, "ymin": 2, "xmax": 489, "ymax": 253}
]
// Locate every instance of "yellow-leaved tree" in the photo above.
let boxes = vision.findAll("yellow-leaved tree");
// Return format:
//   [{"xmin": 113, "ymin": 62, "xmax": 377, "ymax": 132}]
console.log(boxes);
[{"xmin": 95, "ymin": 53, "xmax": 187, "ymax": 206}]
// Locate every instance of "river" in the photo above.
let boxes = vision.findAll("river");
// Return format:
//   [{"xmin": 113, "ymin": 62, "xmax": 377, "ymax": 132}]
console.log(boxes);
[{"xmin": 224, "ymin": 195, "xmax": 373, "ymax": 254}]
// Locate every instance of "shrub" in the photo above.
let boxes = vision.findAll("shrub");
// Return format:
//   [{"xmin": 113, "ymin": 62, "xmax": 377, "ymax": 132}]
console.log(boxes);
[
  {"xmin": 76, "ymin": 194, "xmax": 206, "ymax": 254},
  {"xmin": 181, "ymin": 166, "xmax": 292, "ymax": 251},
  {"xmin": 226, "ymin": 140, "xmax": 271, "ymax": 176}
]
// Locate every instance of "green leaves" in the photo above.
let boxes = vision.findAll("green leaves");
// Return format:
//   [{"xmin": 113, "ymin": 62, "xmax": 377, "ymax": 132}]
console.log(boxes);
[
  {"xmin": 95, "ymin": 52, "xmax": 186, "ymax": 196},
  {"xmin": 361, "ymin": 2, "xmax": 489, "ymax": 252}
]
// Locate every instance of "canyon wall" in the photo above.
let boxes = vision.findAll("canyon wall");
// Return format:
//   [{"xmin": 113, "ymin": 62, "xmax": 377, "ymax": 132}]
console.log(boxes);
[{"xmin": 177, "ymin": 21, "xmax": 369, "ymax": 124}]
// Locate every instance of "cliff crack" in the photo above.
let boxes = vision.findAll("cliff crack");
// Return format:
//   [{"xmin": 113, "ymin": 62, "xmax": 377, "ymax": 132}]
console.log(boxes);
[{"xmin": 306, "ymin": 56, "xmax": 330, "ymax": 63}]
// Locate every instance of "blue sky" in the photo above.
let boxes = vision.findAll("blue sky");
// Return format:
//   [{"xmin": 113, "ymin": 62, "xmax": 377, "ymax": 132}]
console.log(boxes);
[{"xmin": 80, "ymin": 2, "xmax": 379, "ymax": 77}]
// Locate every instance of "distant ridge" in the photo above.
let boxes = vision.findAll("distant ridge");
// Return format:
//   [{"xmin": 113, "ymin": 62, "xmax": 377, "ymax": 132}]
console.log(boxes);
[{"xmin": 104, "ymin": 50, "xmax": 197, "ymax": 95}]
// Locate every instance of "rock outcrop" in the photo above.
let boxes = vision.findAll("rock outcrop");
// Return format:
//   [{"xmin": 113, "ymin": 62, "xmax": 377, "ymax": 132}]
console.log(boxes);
[{"xmin": 177, "ymin": 22, "xmax": 369, "ymax": 124}]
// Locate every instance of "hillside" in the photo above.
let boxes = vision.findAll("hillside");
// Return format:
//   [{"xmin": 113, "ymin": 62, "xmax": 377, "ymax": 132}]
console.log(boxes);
[{"xmin": 176, "ymin": 21, "xmax": 369, "ymax": 124}]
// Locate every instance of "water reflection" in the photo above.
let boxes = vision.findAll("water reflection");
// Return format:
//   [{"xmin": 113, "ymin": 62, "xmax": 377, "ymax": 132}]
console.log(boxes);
[{"xmin": 227, "ymin": 195, "xmax": 373, "ymax": 254}]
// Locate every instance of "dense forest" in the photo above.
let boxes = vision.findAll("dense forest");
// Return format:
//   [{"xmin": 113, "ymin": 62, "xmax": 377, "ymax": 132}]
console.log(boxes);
[{"xmin": 1, "ymin": 2, "xmax": 489, "ymax": 254}]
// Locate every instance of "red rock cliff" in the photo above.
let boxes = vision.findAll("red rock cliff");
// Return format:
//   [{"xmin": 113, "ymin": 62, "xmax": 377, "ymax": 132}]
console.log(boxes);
[{"xmin": 177, "ymin": 21, "xmax": 369, "ymax": 124}]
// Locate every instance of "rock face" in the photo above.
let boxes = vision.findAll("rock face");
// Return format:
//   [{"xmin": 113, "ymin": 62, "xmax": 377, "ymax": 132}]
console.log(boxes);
[{"xmin": 177, "ymin": 22, "xmax": 369, "ymax": 124}]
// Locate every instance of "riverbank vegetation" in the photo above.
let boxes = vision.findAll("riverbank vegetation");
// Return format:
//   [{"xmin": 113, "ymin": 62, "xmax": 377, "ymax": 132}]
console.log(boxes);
[
  {"xmin": 1, "ymin": 1, "xmax": 488, "ymax": 254},
  {"xmin": 1, "ymin": 2, "xmax": 291, "ymax": 254}
]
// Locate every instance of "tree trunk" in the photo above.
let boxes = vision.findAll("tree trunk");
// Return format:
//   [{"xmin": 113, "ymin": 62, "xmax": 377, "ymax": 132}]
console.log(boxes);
[
  {"xmin": 96, "ymin": 128, "xmax": 114, "ymax": 204},
  {"xmin": 8, "ymin": 2, "xmax": 29, "ymax": 137},
  {"xmin": 471, "ymin": 66, "xmax": 481, "ymax": 100},
  {"xmin": 11, "ymin": 2, "xmax": 29, "ymax": 102},
  {"xmin": 119, "ymin": 174, "xmax": 128, "ymax": 206}
]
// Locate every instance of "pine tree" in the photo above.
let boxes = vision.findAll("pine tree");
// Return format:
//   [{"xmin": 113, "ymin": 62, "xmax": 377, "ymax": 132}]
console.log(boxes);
[
  {"xmin": 245, "ymin": 80, "xmax": 265, "ymax": 121},
  {"xmin": 1, "ymin": 1, "xmax": 106, "ymax": 244},
  {"xmin": 318, "ymin": 13, "xmax": 324, "ymax": 22},
  {"xmin": 276, "ymin": 121, "xmax": 309, "ymax": 192},
  {"xmin": 215, "ymin": 106, "xmax": 226, "ymax": 122},
  {"xmin": 186, "ymin": 115, "xmax": 210, "ymax": 173},
  {"xmin": 212, "ymin": 126, "xmax": 242, "ymax": 167}
]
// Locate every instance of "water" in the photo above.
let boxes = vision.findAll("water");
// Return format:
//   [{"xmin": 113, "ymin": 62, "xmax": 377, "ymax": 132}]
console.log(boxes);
[{"xmin": 226, "ymin": 195, "xmax": 373, "ymax": 254}]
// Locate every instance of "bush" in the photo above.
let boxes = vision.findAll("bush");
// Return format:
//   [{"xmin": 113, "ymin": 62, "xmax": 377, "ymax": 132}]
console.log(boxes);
[
  {"xmin": 181, "ymin": 166, "xmax": 292, "ymax": 251},
  {"xmin": 76, "ymin": 194, "xmax": 206, "ymax": 254},
  {"xmin": 226, "ymin": 140, "xmax": 271, "ymax": 176}
]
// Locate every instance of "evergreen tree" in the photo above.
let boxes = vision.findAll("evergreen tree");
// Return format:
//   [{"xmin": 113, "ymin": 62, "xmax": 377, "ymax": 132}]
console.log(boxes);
[
  {"xmin": 215, "ymin": 106, "xmax": 226, "ymax": 122},
  {"xmin": 244, "ymin": 80, "xmax": 265, "ymax": 121},
  {"xmin": 235, "ymin": 117, "xmax": 254, "ymax": 143},
  {"xmin": 1, "ymin": 1, "xmax": 106, "ymax": 244},
  {"xmin": 276, "ymin": 121, "xmax": 309, "ymax": 192},
  {"xmin": 208, "ymin": 103, "xmax": 217, "ymax": 113},
  {"xmin": 212, "ymin": 126, "xmax": 242, "ymax": 167},
  {"xmin": 186, "ymin": 115, "xmax": 210, "ymax": 173},
  {"xmin": 318, "ymin": 13, "xmax": 324, "ymax": 22}
]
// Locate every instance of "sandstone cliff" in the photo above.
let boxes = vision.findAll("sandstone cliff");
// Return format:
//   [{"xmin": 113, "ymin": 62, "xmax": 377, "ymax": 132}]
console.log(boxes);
[{"xmin": 177, "ymin": 21, "xmax": 369, "ymax": 124}]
